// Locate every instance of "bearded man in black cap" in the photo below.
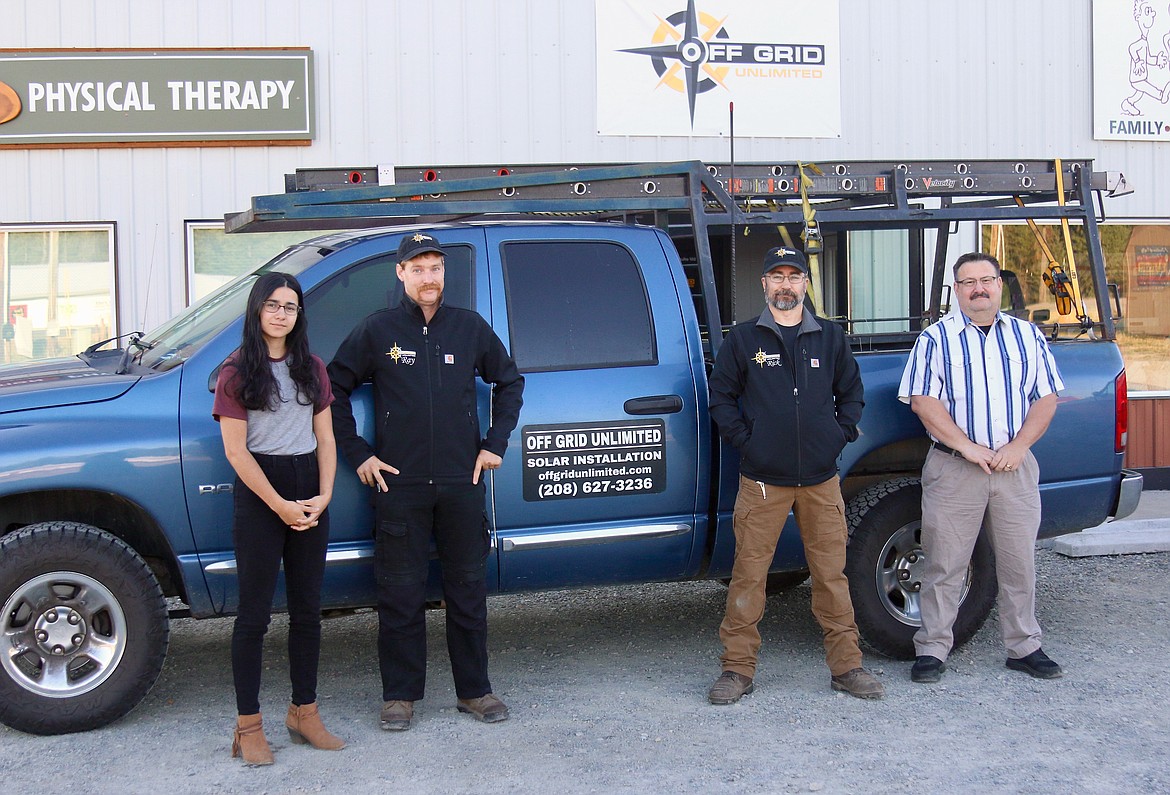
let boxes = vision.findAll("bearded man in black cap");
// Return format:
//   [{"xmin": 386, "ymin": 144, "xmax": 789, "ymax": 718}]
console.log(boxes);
[
  {"xmin": 706, "ymin": 245, "xmax": 883, "ymax": 704},
  {"xmin": 328, "ymin": 230, "xmax": 524, "ymax": 731}
]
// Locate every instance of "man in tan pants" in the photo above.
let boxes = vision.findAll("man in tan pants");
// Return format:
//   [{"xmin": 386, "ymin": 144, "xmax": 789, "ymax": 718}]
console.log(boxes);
[
  {"xmin": 898, "ymin": 252, "xmax": 1064, "ymax": 684},
  {"xmin": 706, "ymin": 246, "xmax": 883, "ymax": 703}
]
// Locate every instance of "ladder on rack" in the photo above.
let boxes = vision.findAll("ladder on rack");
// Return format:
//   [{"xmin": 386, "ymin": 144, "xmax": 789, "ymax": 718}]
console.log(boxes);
[{"xmin": 225, "ymin": 159, "xmax": 1130, "ymax": 339}]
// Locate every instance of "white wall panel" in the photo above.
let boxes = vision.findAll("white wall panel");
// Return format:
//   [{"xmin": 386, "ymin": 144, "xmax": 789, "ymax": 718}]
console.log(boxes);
[{"xmin": 1, "ymin": 0, "xmax": 1168, "ymax": 330}]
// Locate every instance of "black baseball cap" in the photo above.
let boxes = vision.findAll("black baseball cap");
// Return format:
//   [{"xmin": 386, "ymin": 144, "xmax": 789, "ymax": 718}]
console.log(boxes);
[
  {"xmin": 397, "ymin": 231, "xmax": 444, "ymax": 262},
  {"xmin": 762, "ymin": 246, "xmax": 808, "ymax": 275}
]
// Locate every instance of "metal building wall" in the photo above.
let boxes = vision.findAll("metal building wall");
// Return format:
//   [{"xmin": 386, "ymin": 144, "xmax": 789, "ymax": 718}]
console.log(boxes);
[{"xmin": 1, "ymin": 0, "xmax": 1166, "ymax": 330}]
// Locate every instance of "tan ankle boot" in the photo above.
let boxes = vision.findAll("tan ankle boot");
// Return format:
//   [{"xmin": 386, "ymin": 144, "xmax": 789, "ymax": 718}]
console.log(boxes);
[
  {"xmin": 231, "ymin": 712, "xmax": 274, "ymax": 766},
  {"xmin": 285, "ymin": 702, "xmax": 346, "ymax": 750}
]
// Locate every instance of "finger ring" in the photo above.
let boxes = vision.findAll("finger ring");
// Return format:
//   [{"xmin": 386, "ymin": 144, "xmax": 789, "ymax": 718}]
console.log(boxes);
[{"xmin": 1006, "ymin": 465, "xmax": 1012, "ymax": 470}]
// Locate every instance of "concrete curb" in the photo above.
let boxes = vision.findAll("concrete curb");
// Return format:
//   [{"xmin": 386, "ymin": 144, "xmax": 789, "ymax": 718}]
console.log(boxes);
[{"xmin": 1040, "ymin": 517, "xmax": 1170, "ymax": 557}]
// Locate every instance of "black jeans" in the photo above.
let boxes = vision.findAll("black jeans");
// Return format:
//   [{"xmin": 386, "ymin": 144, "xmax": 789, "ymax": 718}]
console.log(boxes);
[
  {"xmin": 375, "ymin": 481, "xmax": 491, "ymax": 701},
  {"xmin": 231, "ymin": 453, "xmax": 329, "ymax": 715}
]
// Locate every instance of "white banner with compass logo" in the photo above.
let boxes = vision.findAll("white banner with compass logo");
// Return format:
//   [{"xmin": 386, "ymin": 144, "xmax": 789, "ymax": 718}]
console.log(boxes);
[{"xmin": 596, "ymin": 0, "xmax": 840, "ymax": 137}]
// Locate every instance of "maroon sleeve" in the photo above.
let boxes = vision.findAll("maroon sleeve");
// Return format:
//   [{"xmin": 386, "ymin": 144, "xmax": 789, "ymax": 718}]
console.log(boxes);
[
  {"xmin": 312, "ymin": 355, "xmax": 334, "ymax": 414},
  {"xmin": 212, "ymin": 359, "xmax": 247, "ymax": 422}
]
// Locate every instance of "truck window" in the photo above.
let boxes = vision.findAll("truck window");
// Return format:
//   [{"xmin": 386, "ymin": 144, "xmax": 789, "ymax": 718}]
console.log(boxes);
[
  {"xmin": 305, "ymin": 245, "xmax": 473, "ymax": 363},
  {"xmin": 502, "ymin": 241, "xmax": 656, "ymax": 372},
  {"xmin": 139, "ymin": 244, "xmax": 331, "ymax": 371}
]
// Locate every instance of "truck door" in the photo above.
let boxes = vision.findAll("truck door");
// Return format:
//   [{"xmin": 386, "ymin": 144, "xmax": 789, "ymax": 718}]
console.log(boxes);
[
  {"xmin": 180, "ymin": 229, "xmax": 489, "ymax": 614},
  {"xmin": 300, "ymin": 229, "xmax": 491, "ymax": 607},
  {"xmin": 484, "ymin": 226, "xmax": 706, "ymax": 590}
]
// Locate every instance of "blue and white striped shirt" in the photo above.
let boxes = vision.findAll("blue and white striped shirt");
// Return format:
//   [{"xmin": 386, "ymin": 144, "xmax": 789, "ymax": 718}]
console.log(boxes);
[{"xmin": 897, "ymin": 310, "xmax": 1064, "ymax": 449}]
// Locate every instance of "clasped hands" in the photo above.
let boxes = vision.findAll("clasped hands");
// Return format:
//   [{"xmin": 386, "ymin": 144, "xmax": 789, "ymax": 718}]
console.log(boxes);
[{"xmin": 961, "ymin": 440, "xmax": 1025, "ymax": 475}]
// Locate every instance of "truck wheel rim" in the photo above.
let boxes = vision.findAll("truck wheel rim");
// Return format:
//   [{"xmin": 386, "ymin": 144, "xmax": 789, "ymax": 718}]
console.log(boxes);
[
  {"xmin": 2, "ymin": 571, "xmax": 128, "ymax": 698},
  {"xmin": 875, "ymin": 521, "xmax": 972, "ymax": 627}
]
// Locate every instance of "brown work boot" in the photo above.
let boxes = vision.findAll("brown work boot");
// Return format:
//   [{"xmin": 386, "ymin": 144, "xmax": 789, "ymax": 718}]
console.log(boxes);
[
  {"xmin": 708, "ymin": 670, "xmax": 754, "ymax": 705},
  {"xmin": 456, "ymin": 693, "xmax": 510, "ymax": 723},
  {"xmin": 380, "ymin": 700, "xmax": 414, "ymax": 731},
  {"xmin": 831, "ymin": 667, "xmax": 885, "ymax": 700},
  {"xmin": 231, "ymin": 712, "xmax": 274, "ymax": 766},
  {"xmin": 285, "ymin": 702, "xmax": 346, "ymax": 750}
]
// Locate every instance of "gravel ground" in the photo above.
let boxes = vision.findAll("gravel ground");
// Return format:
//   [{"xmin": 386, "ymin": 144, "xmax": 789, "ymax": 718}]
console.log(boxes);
[{"xmin": 2, "ymin": 549, "xmax": 1168, "ymax": 794}]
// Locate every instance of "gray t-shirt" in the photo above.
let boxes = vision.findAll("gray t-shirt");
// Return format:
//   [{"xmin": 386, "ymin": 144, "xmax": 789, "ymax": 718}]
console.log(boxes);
[{"xmin": 212, "ymin": 354, "xmax": 333, "ymax": 455}]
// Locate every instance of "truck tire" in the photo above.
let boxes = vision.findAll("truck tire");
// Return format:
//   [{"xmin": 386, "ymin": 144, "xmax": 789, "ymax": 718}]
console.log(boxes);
[
  {"xmin": 718, "ymin": 570, "xmax": 811, "ymax": 594},
  {"xmin": 844, "ymin": 478, "xmax": 996, "ymax": 660},
  {"xmin": 765, "ymin": 570, "xmax": 810, "ymax": 594},
  {"xmin": 0, "ymin": 521, "xmax": 170, "ymax": 735}
]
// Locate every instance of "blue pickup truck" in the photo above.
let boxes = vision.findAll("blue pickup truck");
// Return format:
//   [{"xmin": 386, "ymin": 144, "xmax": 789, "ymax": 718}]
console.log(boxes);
[{"xmin": 0, "ymin": 160, "xmax": 1142, "ymax": 734}]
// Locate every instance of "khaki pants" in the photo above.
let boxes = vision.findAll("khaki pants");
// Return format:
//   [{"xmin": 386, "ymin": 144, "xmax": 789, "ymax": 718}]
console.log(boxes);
[
  {"xmin": 720, "ymin": 474, "xmax": 863, "ymax": 678},
  {"xmin": 915, "ymin": 447, "xmax": 1043, "ymax": 661}
]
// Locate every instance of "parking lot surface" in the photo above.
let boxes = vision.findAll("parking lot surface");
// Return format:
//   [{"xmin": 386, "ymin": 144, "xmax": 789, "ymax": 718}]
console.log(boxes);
[{"xmin": 2, "ymin": 549, "xmax": 1168, "ymax": 794}]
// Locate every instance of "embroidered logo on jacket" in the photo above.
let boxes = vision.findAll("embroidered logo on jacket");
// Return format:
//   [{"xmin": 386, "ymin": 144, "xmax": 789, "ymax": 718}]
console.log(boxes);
[
  {"xmin": 752, "ymin": 348, "xmax": 783, "ymax": 367},
  {"xmin": 385, "ymin": 343, "xmax": 417, "ymax": 365}
]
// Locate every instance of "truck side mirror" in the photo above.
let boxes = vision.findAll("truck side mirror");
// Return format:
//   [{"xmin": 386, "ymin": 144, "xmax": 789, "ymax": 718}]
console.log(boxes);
[{"xmin": 1032, "ymin": 309, "xmax": 1051, "ymax": 323}]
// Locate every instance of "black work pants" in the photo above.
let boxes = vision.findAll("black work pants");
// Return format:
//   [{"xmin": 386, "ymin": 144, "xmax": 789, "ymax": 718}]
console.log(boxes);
[
  {"xmin": 230, "ymin": 453, "xmax": 329, "ymax": 716},
  {"xmin": 375, "ymin": 481, "xmax": 491, "ymax": 702}
]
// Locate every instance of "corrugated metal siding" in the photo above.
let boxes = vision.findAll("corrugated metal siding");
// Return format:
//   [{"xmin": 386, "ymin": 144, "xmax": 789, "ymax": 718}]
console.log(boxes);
[
  {"xmin": 2, "ymin": 0, "xmax": 1168, "ymax": 329},
  {"xmin": 1127, "ymin": 397, "xmax": 1170, "ymax": 468}
]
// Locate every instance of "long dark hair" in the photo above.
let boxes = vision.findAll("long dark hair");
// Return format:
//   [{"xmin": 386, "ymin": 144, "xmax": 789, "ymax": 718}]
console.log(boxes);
[{"xmin": 234, "ymin": 272, "xmax": 321, "ymax": 411}]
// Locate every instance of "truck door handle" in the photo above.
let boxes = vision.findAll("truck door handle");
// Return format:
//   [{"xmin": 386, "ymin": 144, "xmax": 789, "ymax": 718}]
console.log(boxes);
[{"xmin": 624, "ymin": 395, "xmax": 683, "ymax": 415}]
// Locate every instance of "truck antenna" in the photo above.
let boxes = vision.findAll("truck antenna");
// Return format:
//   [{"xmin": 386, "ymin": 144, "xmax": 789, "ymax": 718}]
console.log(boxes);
[
  {"xmin": 139, "ymin": 224, "xmax": 159, "ymax": 334},
  {"xmin": 728, "ymin": 101, "xmax": 737, "ymax": 325}
]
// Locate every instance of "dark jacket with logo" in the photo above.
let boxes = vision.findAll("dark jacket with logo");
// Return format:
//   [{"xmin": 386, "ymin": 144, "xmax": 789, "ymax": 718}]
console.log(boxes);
[
  {"xmin": 328, "ymin": 296, "xmax": 524, "ymax": 485},
  {"xmin": 709, "ymin": 308, "xmax": 863, "ymax": 487}
]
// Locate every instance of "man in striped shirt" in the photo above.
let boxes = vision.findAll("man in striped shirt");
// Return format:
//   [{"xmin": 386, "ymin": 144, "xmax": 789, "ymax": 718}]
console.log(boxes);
[{"xmin": 898, "ymin": 252, "xmax": 1065, "ymax": 684}]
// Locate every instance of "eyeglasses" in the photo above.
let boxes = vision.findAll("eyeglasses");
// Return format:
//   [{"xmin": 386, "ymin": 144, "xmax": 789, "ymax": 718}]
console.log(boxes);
[
  {"xmin": 261, "ymin": 300, "xmax": 302, "ymax": 315},
  {"xmin": 765, "ymin": 273, "xmax": 806, "ymax": 285},
  {"xmin": 954, "ymin": 276, "xmax": 1000, "ymax": 289}
]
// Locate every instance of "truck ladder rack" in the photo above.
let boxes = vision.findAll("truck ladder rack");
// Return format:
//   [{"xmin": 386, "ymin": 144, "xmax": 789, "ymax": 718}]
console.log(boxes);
[
  {"xmin": 225, "ymin": 159, "xmax": 1127, "ymax": 234},
  {"xmin": 224, "ymin": 159, "xmax": 1127, "ymax": 343}
]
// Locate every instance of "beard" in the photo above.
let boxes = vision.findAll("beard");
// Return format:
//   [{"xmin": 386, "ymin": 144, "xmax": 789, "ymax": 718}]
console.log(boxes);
[{"xmin": 768, "ymin": 290, "xmax": 801, "ymax": 311}]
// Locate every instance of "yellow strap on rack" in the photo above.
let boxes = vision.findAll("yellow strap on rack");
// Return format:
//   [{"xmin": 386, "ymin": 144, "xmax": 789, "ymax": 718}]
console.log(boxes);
[
  {"xmin": 1053, "ymin": 158, "xmax": 1090, "ymax": 325},
  {"xmin": 797, "ymin": 161, "xmax": 824, "ymax": 315},
  {"xmin": 778, "ymin": 221, "xmax": 795, "ymax": 248},
  {"xmin": 1014, "ymin": 195, "xmax": 1074, "ymax": 317}
]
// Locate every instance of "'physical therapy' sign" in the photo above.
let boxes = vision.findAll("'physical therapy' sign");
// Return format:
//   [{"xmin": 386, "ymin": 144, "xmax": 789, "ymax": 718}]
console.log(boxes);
[{"xmin": 0, "ymin": 49, "xmax": 314, "ymax": 146}]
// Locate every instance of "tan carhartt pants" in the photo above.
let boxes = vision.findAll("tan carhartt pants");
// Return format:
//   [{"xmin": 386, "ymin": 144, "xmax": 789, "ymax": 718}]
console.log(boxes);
[{"xmin": 720, "ymin": 474, "xmax": 864, "ymax": 678}]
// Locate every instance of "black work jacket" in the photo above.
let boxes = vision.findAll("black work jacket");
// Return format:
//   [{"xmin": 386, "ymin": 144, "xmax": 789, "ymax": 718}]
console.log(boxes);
[
  {"xmin": 328, "ymin": 297, "xmax": 524, "ymax": 485},
  {"xmin": 708, "ymin": 308, "xmax": 863, "ymax": 487}
]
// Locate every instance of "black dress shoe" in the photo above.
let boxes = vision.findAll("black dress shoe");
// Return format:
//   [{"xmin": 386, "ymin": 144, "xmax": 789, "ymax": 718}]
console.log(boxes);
[
  {"xmin": 1006, "ymin": 648, "xmax": 1063, "ymax": 679},
  {"xmin": 911, "ymin": 655, "xmax": 946, "ymax": 683}
]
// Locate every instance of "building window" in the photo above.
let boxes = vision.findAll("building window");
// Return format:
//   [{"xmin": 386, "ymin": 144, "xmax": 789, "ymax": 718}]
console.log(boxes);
[
  {"xmin": 186, "ymin": 222, "xmax": 337, "ymax": 304},
  {"xmin": 502, "ymin": 240, "xmax": 656, "ymax": 372},
  {"xmin": 848, "ymin": 229, "xmax": 910, "ymax": 334},
  {"xmin": 982, "ymin": 221, "xmax": 1170, "ymax": 393},
  {"xmin": 0, "ymin": 224, "xmax": 116, "ymax": 364}
]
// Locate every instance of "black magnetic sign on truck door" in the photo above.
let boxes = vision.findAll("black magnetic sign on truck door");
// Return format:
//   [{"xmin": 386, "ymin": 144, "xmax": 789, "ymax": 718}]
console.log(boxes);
[{"xmin": 521, "ymin": 419, "xmax": 666, "ymax": 501}]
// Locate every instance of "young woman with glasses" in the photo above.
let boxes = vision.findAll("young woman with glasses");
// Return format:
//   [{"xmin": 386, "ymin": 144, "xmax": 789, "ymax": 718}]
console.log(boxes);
[{"xmin": 212, "ymin": 272, "xmax": 345, "ymax": 765}]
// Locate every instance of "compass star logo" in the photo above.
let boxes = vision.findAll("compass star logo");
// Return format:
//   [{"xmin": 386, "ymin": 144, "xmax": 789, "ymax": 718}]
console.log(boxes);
[
  {"xmin": 753, "ymin": 347, "xmax": 783, "ymax": 368},
  {"xmin": 385, "ymin": 342, "xmax": 417, "ymax": 365},
  {"xmin": 619, "ymin": 0, "xmax": 731, "ymax": 125},
  {"xmin": 615, "ymin": 0, "xmax": 829, "ymax": 130}
]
